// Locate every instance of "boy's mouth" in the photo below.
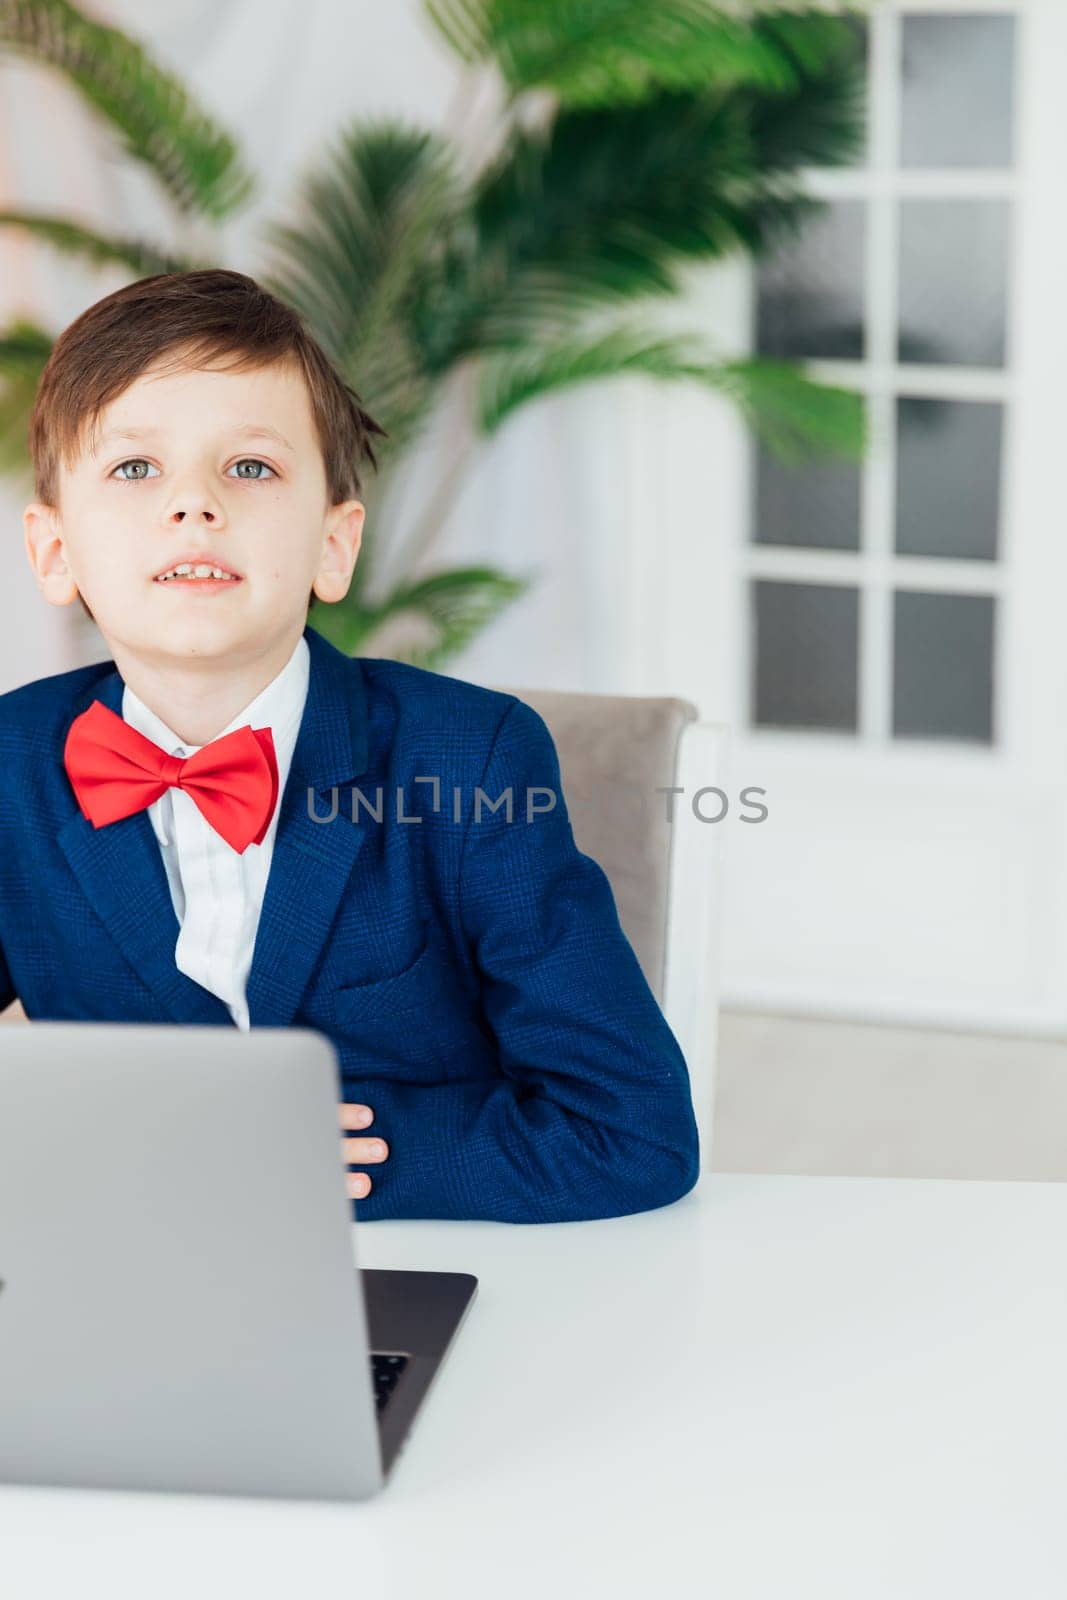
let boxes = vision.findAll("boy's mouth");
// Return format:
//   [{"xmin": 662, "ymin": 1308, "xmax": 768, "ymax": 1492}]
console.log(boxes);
[{"xmin": 154, "ymin": 555, "xmax": 243, "ymax": 587}]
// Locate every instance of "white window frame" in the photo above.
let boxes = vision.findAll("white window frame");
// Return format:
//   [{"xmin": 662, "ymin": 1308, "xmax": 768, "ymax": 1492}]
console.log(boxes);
[{"xmin": 741, "ymin": 1, "xmax": 1028, "ymax": 775}]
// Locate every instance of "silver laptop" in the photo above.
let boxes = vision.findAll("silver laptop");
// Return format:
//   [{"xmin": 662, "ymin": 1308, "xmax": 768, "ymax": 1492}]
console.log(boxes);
[{"xmin": 0, "ymin": 1022, "xmax": 477, "ymax": 1501}]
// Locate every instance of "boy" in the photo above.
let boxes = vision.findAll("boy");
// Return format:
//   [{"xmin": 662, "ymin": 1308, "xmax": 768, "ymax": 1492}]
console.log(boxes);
[{"xmin": 1, "ymin": 268, "xmax": 700, "ymax": 1224}]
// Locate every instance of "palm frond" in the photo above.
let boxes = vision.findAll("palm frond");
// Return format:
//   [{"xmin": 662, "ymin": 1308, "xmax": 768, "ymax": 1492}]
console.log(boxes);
[
  {"xmin": 0, "ymin": 319, "xmax": 53, "ymax": 373},
  {"xmin": 468, "ymin": 75, "xmax": 861, "ymax": 330},
  {"xmin": 743, "ymin": 17, "xmax": 867, "ymax": 174},
  {"xmin": 712, "ymin": 355, "xmax": 867, "ymax": 462},
  {"xmin": 0, "ymin": 0, "xmax": 254, "ymax": 218},
  {"xmin": 0, "ymin": 319, "xmax": 52, "ymax": 487},
  {"xmin": 262, "ymin": 120, "xmax": 473, "ymax": 462},
  {"xmin": 0, "ymin": 210, "xmax": 203, "ymax": 277},
  {"xmin": 309, "ymin": 565, "xmax": 530, "ymax": 668},
  {"xmin": 425, "ymin": 0, "xmax": 869, "ymax": 108},
  {"xmin": 473, "ymin": 94, "xmax": 759, "ymax": 306},
  {"xmin": 423, "ymin": 0, "xmax": 490, "ymax": 62},
  {"xmin": 477, "ymin": 325, "xmax": 866, "ymax": 462},
  {"xmin": 377, "ymin": 565, "xmax": 532, "ymax": 669}
]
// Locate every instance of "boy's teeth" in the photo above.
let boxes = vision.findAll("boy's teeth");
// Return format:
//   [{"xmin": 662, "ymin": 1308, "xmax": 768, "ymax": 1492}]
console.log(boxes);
[{"xmin": 157, "ymin": 563, "xmax": 236, "ymax": 582}]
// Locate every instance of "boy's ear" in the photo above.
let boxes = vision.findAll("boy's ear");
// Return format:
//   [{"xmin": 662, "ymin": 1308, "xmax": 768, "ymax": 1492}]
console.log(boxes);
[
  {"xmin": 326, "ymin": 497, "xmax": 365, "ymax": 554},
  {"xmin": 23, "ymin": 502, "xmax": 79, "ymax": 606},
  {"xmin": 313, "ymin": 499, "xmax": 365, "ymax": 605}
]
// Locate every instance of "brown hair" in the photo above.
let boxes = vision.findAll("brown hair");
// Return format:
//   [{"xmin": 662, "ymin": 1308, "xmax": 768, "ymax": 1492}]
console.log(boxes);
[{"xmin": 28, "ymin": 268, "xmax": 387, "ymax": 623}]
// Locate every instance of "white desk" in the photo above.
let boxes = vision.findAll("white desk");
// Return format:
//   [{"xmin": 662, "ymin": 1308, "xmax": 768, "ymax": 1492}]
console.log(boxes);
[{"xmin": 4, "ymin": 1172, "xmax": 1067, "ymax": 1600}]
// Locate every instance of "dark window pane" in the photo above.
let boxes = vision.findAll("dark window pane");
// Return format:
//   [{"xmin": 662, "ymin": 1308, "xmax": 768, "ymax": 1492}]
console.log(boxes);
[
  {"xmin": 898, "ymin": 199, "xmax": 1010, "ymax": 368},
  {"xmin": 752, "ymin": 580, "xmax": 859, "ymax": 732},
  {"xmin": 756, "ymin": 201, "xmax": 866, "ymax": 361},
  {"xmin": 901, "ymin": 15, "xmax": 1016, "ymax": 169},
  {"xmin": 892, "ymin": 591, "xmax": 994, "ymax": 742},
  {"xmin": 896, "ymin": 397, "xmax": 1003, "ymax": 561},
  {"xmin": 753, "ymin": 440, "xmax": 861, "ymax": 551}
]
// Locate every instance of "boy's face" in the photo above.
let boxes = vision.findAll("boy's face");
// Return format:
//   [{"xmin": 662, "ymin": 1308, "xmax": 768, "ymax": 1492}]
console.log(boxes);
[{"xmin": 23, "ymin": 353, "xmax": 364, "ymax": 672}]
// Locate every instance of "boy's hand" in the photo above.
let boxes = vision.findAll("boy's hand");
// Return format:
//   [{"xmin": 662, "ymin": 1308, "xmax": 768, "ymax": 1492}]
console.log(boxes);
[{"xmin": 338, "ymin": 1102, "xmax": 390, "ymax": 1199}]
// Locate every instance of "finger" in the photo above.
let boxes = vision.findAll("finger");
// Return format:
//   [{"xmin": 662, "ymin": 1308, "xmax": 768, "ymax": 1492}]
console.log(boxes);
[
  {"xmin": 347, "ymin": 1173, "xmax": 372, "ymax": 1199},
  {"xmin": 338, "ymin": 1103, "xmax": 374, "ymax": 1131},
  {"xmin": 342, "ymin": 1136, "xmax": 389, "ymax": 1165}
]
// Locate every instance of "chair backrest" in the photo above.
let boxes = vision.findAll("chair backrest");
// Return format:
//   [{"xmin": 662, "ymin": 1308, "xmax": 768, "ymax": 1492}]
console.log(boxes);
[{"xmin": 487, "ymin": 685, "xmax": 698, "ymax": 1005}]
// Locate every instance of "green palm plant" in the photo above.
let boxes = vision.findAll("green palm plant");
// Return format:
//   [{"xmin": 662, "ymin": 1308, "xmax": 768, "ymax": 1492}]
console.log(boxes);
[{"xmin": 0, "ymin": 0, "xmax": 869, "ymax": 669}]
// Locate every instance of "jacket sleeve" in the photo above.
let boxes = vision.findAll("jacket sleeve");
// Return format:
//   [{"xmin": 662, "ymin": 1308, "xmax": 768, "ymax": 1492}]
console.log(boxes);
[{"xmin": 350, "ymin": 697, "xmax": 701, "ymax": 1224}]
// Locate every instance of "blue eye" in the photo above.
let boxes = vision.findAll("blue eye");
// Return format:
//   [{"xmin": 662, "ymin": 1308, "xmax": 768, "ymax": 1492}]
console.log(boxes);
[
  {"xmin": 111, "ymin": 459, "xmax": 159, "ymax": 481},
  {"xmin": 227, "ymin": 458, "xmax": 276, "ymax": 481}
]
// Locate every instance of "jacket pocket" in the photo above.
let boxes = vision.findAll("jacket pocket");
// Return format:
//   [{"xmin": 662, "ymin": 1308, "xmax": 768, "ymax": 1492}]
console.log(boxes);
[
  {"xmin": 328, "ymin": 924, "xmax": 442, "ymax": 1028},
  {"xmin": 327, "ymin": 924, "xmax": 490, "ymax": 1079}
]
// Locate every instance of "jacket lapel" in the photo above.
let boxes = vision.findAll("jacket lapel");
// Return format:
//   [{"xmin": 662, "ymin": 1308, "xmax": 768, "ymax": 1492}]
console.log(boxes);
[
  {"xmin": 57, "ymin": 624, "xmax": 371, "ymax": 1029},
  {"xmin": 245, "ymin": 625, "xmax": 371, "ymax": 1027}
]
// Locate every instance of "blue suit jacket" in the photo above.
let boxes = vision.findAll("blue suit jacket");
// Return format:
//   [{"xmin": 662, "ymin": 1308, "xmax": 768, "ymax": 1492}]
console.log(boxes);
[{"xmin": 0, "ymin": 623, "xmax": 700, "ymax": 1223}]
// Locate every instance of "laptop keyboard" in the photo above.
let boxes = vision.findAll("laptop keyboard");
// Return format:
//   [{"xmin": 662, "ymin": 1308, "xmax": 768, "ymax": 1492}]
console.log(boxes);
[{"xmin": 370, "ymin": 1352, "xmax": 410, "ymax": 1415}]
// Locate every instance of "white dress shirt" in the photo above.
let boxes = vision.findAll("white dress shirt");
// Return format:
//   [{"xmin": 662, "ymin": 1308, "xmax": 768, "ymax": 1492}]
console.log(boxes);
[{"xmin": 121, "ymin": 635, "xmax": 310, "ymax": 1031}]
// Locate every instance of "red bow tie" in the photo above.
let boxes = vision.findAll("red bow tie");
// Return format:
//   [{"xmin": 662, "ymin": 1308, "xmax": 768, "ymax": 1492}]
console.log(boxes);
[{"xmin": 64, "ymin": 699, "xmax": 280, "ymax": 855}]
